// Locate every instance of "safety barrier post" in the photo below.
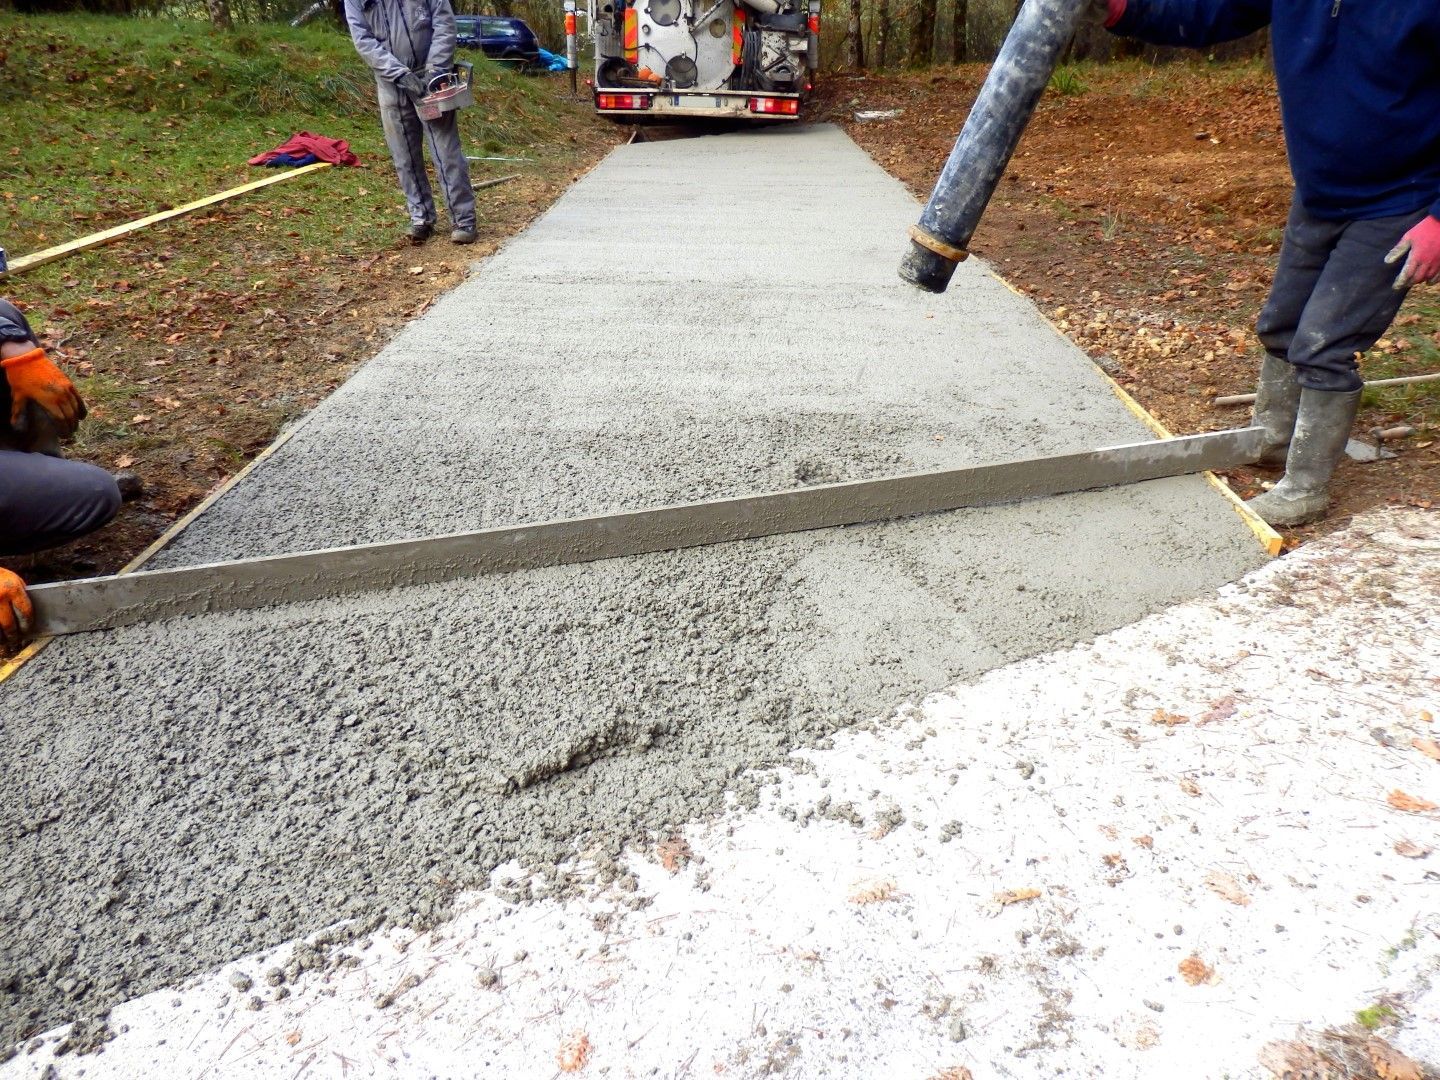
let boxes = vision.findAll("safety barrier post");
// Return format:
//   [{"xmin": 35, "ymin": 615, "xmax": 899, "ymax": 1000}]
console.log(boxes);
[{"xmin": 565, "ymin": 0, "xmax": 578, "ymax": 96}]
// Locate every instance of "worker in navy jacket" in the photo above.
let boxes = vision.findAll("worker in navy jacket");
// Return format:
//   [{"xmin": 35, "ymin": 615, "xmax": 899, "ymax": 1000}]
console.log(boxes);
[
  {"xmin": 0, "ymin": 299, "xmax": 121, "ymax": 645},
  {"xmin": 1103, "ymin": 0, "xmax": 1440, "ymax": 525},
  {"xmin": 345, "ymin": 0, "xmax": 478, "ymax": 245}
]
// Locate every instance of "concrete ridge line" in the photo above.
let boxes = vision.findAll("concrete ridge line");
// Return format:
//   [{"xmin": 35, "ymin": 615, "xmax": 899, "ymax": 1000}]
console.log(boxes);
[{"xmin": 26, "ymin": 428, "xmax": 1265, "ymax": 637}]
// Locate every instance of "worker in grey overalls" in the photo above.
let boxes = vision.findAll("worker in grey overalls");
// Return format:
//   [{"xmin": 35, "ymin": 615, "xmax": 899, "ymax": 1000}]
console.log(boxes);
[
  {"xmin": 0, "ymin": 299, "xmax": 121, "ymax": 645},
  {"xmin": 345, "ymin": 0, "xmax": 478, "ymax": 245}
]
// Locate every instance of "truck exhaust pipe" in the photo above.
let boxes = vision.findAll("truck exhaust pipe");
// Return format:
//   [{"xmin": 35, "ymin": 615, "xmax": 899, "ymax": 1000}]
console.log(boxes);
[{"xmin": 899, "ymin": 0, "xmax": 1090, "ymax": 294}]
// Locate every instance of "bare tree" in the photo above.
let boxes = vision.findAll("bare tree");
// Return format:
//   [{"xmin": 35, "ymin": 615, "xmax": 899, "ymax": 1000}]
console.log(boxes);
[
  {"xmin": 909, "ymin": 0, "xmax": 937, "ymax": 64},
  {"xmin": 208, "ymin": 0, "xmax": 233, "ymax": 28},
  {"xmin": 846, "ymin": 0, "xmax": 865, "ymax": 68},
  {"xmin": 951, "ymin": 0, "xmax": 968, "ymax": 61}
]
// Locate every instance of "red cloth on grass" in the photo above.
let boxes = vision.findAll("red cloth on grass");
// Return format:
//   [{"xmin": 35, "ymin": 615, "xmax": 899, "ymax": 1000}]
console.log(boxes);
[{"xmin": 248, "ymin": 132, "xmax": 360, "ymax": 168}]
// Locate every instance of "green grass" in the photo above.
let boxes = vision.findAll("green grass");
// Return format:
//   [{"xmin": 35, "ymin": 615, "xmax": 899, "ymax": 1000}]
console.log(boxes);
[
  {"xmin": 1355, "ymin": 1003, "xmax": 1397, "ymax": 1031},
  {"xmin": 1363, "ymin": 290, "xmax": 1440, "ymax": 418},
  {"xmin": 1047, "ymin": 64, "xmax": 1088, "ymax": 97},
  {"xmin": 0, "ymin": 12, "xmax": 587, "ymax": 322}
]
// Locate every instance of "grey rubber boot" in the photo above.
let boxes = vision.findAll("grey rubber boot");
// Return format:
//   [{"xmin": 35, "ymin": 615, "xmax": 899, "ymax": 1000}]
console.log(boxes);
[
  {"xmin": 1252, "ymin": 353, "xmax": 1301, "ymax": 466},
  {"xmin": 1245, "ymin": 387, "xmax": 1361, "ymax": 526}
]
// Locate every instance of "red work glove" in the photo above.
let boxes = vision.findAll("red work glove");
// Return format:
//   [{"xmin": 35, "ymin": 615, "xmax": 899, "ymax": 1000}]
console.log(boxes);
[
  {"xmin": 1099, "ymin": 0, "xmax": 1126, "ymax": 27},
  {"xmin": 1386, "ymin": 214, "xmax": 1440, "ymax": 290},
  {"xmin": 0, "ymin": 346, "xmax": 86, "ymax": 436},
  {"xmin": 0, "ymin": 568, "xmax": 33, "ymax": 647}
]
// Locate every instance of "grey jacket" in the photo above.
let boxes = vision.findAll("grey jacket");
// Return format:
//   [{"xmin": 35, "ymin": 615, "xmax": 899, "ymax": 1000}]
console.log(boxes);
[{"xmin": 345, "ymin": 0, "xmax": 457, "ymax": 82}]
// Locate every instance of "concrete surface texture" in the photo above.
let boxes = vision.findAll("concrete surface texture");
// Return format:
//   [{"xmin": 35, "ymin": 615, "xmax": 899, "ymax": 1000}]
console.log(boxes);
[
  {"xmin": 6, "ymin": 509, "xmax": 1435, "ymax": 1080},
  {"xmin": 0, "ymin": 125, "xmax": 1266, "ymax": 1050}
]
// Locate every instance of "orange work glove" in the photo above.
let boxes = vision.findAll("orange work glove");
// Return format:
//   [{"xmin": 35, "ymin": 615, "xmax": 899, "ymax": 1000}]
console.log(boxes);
[
  {"xmin": 0, "ymin": 568, "xmax": 33, "ymax": 647},
  {"xmin": 1, "ymin": 347, "xmax": 86, "ymax": 436}
]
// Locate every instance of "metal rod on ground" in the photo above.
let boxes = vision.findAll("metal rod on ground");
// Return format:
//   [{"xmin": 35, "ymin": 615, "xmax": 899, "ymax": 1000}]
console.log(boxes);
[
  {"xmin": 25, "ymin": 428, "xmax": 1267, "ymax": 637},
  {"xmin": 898, "ymin": 0, "xmax": 1089, "ymax": 294},
  {"xmin": 565, "ymin": 0, "xmax": 579, "ymax": 96},
  {"xmin": 466, "ymin": 156, "xmax": 535, "ymax": 163},
  {"xmin": 1214, "ymin": 372, "xmax": 1440, "ymax": 406}
]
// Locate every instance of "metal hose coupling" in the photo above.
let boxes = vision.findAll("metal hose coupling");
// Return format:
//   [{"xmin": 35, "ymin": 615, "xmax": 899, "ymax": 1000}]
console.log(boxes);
[{"xmin": 899, "ymin": 0, "xmax": 1091, "ymax": 294}]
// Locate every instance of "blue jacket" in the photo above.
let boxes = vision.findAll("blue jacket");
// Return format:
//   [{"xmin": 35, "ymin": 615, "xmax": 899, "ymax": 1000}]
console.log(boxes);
[{"xmin": 1111, "ymin": 1, "xmax": 1440, "ymax": 222}]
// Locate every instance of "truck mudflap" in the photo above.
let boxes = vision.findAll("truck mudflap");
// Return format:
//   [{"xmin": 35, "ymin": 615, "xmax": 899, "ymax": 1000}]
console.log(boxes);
[{"xmin": 594, "ymin": 89, "xmax": 802, "ymax": 120}]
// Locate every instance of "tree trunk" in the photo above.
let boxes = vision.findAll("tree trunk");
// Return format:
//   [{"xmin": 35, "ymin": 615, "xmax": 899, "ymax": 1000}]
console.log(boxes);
[
  {"xmin": 208, "ymin": 0, "xmax": 233, "ymax": 28},
  {"xmin": 846, "ymin": 0, "xmax": 865, "ymax": 68},
  {"xmin": 950, "ymin": 0, "xmax": 967, "ymax": 61},
  {"xmin": 909, "ymin": 0, "xmax": 937, "ymax": 65},
  {"xmin": 875, "ymin": 0, "xmax": 891, "ymax": 68}
]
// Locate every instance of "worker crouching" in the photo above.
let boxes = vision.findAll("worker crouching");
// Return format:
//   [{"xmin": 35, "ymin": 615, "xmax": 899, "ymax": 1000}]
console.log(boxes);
[
  {"xmin": 345, "ymin": 0, "xmax": 479, "ymax": 246},
  {"xmin": 0, "ymin": 299, "xmax": 121, "ymax": 645}
]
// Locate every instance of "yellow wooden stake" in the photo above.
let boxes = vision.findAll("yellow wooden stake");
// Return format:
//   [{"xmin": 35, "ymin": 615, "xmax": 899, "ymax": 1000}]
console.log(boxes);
[{"xmin": 0, "ymin": 161, "xmax": 333, "ymax": 279}]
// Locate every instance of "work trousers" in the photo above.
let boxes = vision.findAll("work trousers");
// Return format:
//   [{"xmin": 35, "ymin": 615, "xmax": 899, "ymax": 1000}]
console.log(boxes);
[
  {"xmin": 0, "ymin": 450, "xmax": 121, "ymax": 557},
  {"xmin": 1256, "ymin": 199, "xmax": 1425, "ymax": 392},
  {"xmin": 375, "ymin": 77, "xmax": 476, "ymax": 232}
]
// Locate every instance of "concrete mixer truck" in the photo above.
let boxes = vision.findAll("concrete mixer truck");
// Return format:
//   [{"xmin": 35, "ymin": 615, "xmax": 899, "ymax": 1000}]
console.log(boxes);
[{"xmin": 584, "ymin": 0, "xmax": 819, "ymax": 120}]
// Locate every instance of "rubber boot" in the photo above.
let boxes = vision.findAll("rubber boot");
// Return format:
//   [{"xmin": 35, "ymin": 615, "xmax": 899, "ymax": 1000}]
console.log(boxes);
[
  {"xmin": 1251, "ymin": 353, "xmax": 1301, "ymax": 466},
  {"xmin": 1245, "ymin": 388, "xmax": 1361, "ymax": 526},
  {"xmin": 450, "ymin": 227, "xmax": 477, "ymax": 245},
  {"xmin": 407, "ymin": 221, "xmax": 435, "ymax": 245}
]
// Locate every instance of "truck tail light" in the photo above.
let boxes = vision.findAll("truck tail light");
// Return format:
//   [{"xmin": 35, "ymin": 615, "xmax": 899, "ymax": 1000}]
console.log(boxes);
[
  {"xmin": 596, "ymin": 92, "xmax": 653, "ymax": 110},
  {"xmin": 748, "ymin": 96, "xmax": 800, "ymax": 116}
]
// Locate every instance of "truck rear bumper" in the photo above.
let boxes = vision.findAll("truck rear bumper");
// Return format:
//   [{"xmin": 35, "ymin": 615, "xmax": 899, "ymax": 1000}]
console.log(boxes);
[{"xmin": 595, "ymin": 90, "xmax": 802, "ymax": 121}]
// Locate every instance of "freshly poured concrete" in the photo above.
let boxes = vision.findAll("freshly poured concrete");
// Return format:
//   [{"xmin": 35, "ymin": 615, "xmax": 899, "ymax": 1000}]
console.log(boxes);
[{"xmin": 0, "ymin": 125, "xmax": 1265, "ymax": 1047}]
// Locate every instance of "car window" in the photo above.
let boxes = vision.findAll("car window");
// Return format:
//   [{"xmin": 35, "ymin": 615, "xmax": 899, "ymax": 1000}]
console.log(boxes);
[{"xmin": 479, "ymin": 18, "xmax": 523, "ymax": 35}]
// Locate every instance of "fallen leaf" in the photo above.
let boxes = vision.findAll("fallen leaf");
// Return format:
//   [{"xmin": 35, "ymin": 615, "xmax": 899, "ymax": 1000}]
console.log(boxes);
[
  {"xmin": 114, "ymin": 454, "xmax": 135, "ymax": 469},
  {"xmin": 130, "ymin": 414, "xmax": 152, "ymax": 424},
  {"xmin": 1411, "ymin": 738, "xmax": 1440, "ymax": 763},
  {"xmin": 1257, "ymin": 1039, "xmax": 1336, "ymax": 1079},
  {"xmin": 1178, "ymin": 954, "xmax": 1214, "ymax": 986},
  {"xmin": 285, "ymin": 1030, "xmax": 302, "ymax": 1046},
  {"xmin": 557, "ymin": 1031, "xmax": 591, "ymax": 1072},
  {"xmin": 1199, "ymin": 695, "xmax": 1239, "ymax": 724},
  {"xmin": 1387, "ymin": 790, "xmax": 1438, "ymax": 813},
  {"xmin": 848, "ymin": 879, "xmax": 899, "ymax": 905},
  {"xmin": 929, "ymin": 1069, "xmax": 974, "ymax": 1080},
  {"xmin": 1133, "ymin": 835, "xmax": 1154, "ymax": 849},
  {"xmin": 1152, "ymin": 708, "xmax": 1189, "ymax": 726},
  {"xmin": 994, "ymin": 887, "xmax": 1042, "ymax": 906},
  {"xmin": 1179, "ymin": 777, "xmax": 1202, "ymax": 797},
  {"xmin": 1204, "ymin": 870, "xmax": 1252, "ymax": 906},
  {"xmin": 1394, "ymin": 839, "xmax": 1431, "ymax": 859},
  {"xmin": 657, "ymin": 835, "xmax": 691, "ymax": 874},
  {"xmin": 407, "ymin": 265, "xmax": 425, "ymax": 275},
  {"xmin": 1367, "ymin": 1037, "xmax": 1422, "ymax": 1080}
]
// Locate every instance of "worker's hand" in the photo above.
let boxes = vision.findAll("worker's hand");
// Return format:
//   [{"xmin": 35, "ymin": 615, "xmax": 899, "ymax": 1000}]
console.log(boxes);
[
  {"xmin": 397, "ymin": 71, "xmax": 428, "ymax": 99},
  {"xmin": 1386, "ymin": 214, "xmax": 1440, "ymax": 290},
  {"xmin": 0, "ymin": 568, "xmax": 33, "ymax": 648},
  {"xmin": 0, "ymin": 347, "xmax": 86, "ymax": 437}
]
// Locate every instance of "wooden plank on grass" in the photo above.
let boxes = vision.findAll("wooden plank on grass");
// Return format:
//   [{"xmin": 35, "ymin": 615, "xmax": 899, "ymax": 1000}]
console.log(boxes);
[{"xmin": 0, "ymin": 161, "xmax": 333, "ymax": 279}]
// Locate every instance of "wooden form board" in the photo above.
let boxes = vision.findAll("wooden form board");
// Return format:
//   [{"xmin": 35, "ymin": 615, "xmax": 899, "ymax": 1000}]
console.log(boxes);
[{"xmin": 0, "ymin": 162, "xmax": 333, "ymax": 279}]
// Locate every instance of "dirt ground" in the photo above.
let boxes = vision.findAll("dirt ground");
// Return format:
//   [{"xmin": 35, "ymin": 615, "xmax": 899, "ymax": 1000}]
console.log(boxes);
[{"xmin": 812, "ymin": 64, "xmax": 1439, "ymax": 547}]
